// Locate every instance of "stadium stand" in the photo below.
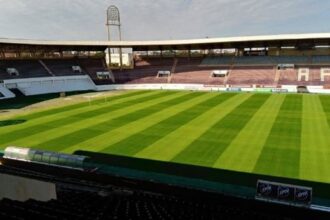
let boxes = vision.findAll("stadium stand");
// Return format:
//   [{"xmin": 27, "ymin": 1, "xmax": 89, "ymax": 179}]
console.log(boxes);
[
  {"xmin": 78, "ymin": 58, "xmax": 109, "ymax": 78},
  {"xmin": 312, "ymin": 55, "xmax": 330, "ymax": 64},
  {"xmin": 112, "ymin": 68, "xmax": 169, "ymax": 84},
  {"xmin": 106, "ymin": 55, "xmax": 330, "ymax": 87},
  {"xmin": 233, "ymin": 56, "xmax": 275, "ymax": 65},
  {"xmin": 309, "ymin": 67, "xmax": 323, "ymax": 84},
  {"xmin": 108, "ymin": 55, "xmax": 330, "ymax": 87},
  {"xmin": 112, "ymin": 58, "xmax": 174, "ymax": 84},
  {"xmin": 294, "ymin": 66, "xmax": 325, "ymax": 85},
  {"xmin": 275, "ymin": 56, "xmax": 311, "ymax": 64},
  {"xmin": 201, "ymin": 56, "xmax": 234, "ymax": 65},
  {"xmin": 171, "ymin": 59, "xmax": 225, "ymax": 85},
  {"xmin": 2, "ymin": 34, "xmax": 330, "ymax": 91},
  {"xmin": 0, "ymin": 58, "xmax": 109, "ymax": 80},
  {"xmin": 3, "ymin": 55, "xmax": 330, "ymax": 88},
  {"xmin": 202, "ymin": 55, "xmax": 330, "ymax": 66},
  {"xmin": 277, "ymin": 68, "xmax": 298, "ymax": 85},
  {"xmin": 0, "ymin": 159, "xmax": 328, "ymax": 220},
  {"xmin": 227, "ymin": 66, "xmax": 276, "ymax": 86},
  {"xmin": 0, "ymin": 66, "xmax": 9, "ymax": 79},
  {"xmin": 42, "ymin": 59, "xmax": 86, "ymax": 76},
  {"xmin": 201, "ymin": 55, "xmax": 320, "ymax": 66},
  {"xmin": 0, "ymin": 60, "xmax": 50, "ymax": 79},
  {"xmin": 112, "ymin": 57, "xmax": 227, "ymax": 85}
]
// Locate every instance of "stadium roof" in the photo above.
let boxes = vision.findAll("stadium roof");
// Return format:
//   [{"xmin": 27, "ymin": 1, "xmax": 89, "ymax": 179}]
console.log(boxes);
[{"xmin": 2, "ymin": 33, "xmax": 330, "ymax": 51}]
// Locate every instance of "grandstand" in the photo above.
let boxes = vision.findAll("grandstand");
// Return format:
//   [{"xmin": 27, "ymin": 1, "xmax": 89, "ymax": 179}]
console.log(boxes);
[
  {"xmin": 2, "ymin": 34, "xmax": 330, "ymax": 95},
  {"xmin": 0, "ymin": 148, "xmax": 329, "ymax": 219},
  {"xmin": 2, "ymin": 55, "xmax": 330, "ymax": 88}
]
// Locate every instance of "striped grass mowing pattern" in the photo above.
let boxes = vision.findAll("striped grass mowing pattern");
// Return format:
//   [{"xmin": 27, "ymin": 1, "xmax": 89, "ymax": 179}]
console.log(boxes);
[
  {"xmin": 17, "ymin": 91, "xmax": 184, "ymax": 150},
  {"xmin": 38, "ymin": 92, "xmax": 199, "ymax": 152},
  {"xmin": 135, "ymin": 93, "xmax": 249, "ymax": 161},
  {"xmin": 171, "ymin": 94, "xmax": 270, "ymax": 167},
  {"xmin": 16, "ymin": 90, "xmax": 150, "ymax": 121},
  {"xmin": 1, "ymin": 91, "xmax": 330, "ymax": 184},
  {"xmin": 299, "ymin": 95, "xmax": 330, "ymax": 182},
  {"xmin": 0, "ymin": 90, "xmax": 153, "ymax": 135},
  {"xmin": 61, "ymin": 92, "xmax": 210, "ymax": 154},
  {"xmin": 213, "ymin": 94, "xmax": 286, "ymax": 172},
  {"xmin": 102, "ymin": 93, "xmax": 237, "ymax": 156},
  {"xmin": 253, "ymin": 95, "xmax": 303, "ymax": 179},
  {"xmin": 0, "ymin": 90, "xmax": 166, "ymax": 146}
]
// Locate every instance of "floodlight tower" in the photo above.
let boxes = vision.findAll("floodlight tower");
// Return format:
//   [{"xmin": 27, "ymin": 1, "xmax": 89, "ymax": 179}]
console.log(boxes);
[{"xmin": 106, "ymin": 5, "xmax": 123, "ymax": 70}]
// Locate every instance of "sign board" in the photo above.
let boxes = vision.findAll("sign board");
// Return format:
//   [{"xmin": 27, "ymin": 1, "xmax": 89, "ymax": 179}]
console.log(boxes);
[
  {"xmin": 272, "ymin": 88, "xmax": 288, "ymax": 93},
  {"xmin": 256, "ymin": 180, "xmax": 312, "ymax": 207},
  {"xmin": 254, "ymin": 88, "xmax": 272, "ymax": 93},
  {"xmin": 226, "ymin": 87, "xmax": 242, "ymax": 92},
  {"xmin": 278, "ymin": 64, "xmax": 295, "ymax": 69}
]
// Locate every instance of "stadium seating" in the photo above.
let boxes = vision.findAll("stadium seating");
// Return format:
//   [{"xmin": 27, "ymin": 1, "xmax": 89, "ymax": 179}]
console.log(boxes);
[
  {"xmin": 201, "ymin": 55, "xmax": 330, "ymax": 66},
  {"xmin": 78, "ymin": 58, "xmax": 108, "ymax": 78},
  {"xmin": 0, "ymin": 58, "xmax": 110, "ymax": 81},
  {"xmin": 171, "ymin": 66, "xmax": 227, "ymax": 85},
  {"xmin": 295, "ymin": 66, "xmax": 324, "ymax": 85},
  {"xmin": 0, "ymin": 67, "xmax": 8, "ymax": 80},
  {"xmin": 309, "ymin": 67, "xmax": 323, "ymax": 84},
  {"xmin": 2, "ymin": 56, "xmax": 330, "ymax": 87},
  {"xmin": 42, "ymin": 59, "xmax": 86, "ymax": 76},
  {"xmin": 113, "ymin": 68, "xmax": 169, "ymax": 84},
  {"xmin": 278, "ymin": 68, "xmax": 298, "ymax": 85},
  {"xmin": 1, "ymin": 189, "xmax": 287, "ymax": 220},
  {"xmin": 0, "ymin": 60, "xmax": 50, "ymax": 79},
  {"xmin": 274, "ymin": 56, "xmax": 311, "ymax": 64},
  {"xmin": 115, "ymin": 57, "xmax": 227, "ymax": 85},
  {"xmin": 234, "ymin": 56, "xmax": 275, "ymax": 65},
  {"xmin": 312, "ymin": 56, "xmax": 330, "ymax": 64},
  {"xmin": 77, "ymin": 58, "xmax": 114, "ymax": 85},
  {"xmin": 134, "ymin": 57, "xmax": 175, "ymax": 67},
  {"xmin": 201, "ymin": 56, "xmax": 234, "ymax": 65},
  {"xmin": 112, "ymin": 58, "xmax": 174, "ymax": 84},
  {"xmin": 227, "ymin": 66, "xmax": 276, "ymax": 86},
  {"xmin": 0, "ymin": 161, "xmax": 328, "ymax": 220}
]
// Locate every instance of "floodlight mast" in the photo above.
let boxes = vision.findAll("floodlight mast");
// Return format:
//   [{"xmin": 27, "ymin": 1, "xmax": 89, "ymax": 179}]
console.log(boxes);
[{"xmin": 106, "ymin": 5, "xmax": 123, "ymax": 70}]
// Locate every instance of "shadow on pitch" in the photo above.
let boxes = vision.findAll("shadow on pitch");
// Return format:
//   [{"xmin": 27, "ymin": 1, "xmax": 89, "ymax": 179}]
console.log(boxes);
[{"xmin": 0, "ymin": 119, "xmax": 26, "ymax": 127}]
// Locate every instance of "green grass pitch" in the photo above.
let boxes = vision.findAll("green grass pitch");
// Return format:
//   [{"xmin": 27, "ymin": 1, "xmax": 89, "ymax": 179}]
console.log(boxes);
[{"xmin": 1, "ymin": 90, "xmax": 330, "ymax": 184}]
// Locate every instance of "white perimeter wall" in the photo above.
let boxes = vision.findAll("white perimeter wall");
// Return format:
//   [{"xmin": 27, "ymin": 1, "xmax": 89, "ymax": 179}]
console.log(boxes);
[
  {"xmin": 97, "ymin": 84, "xmax": 227, "ymax": 92},
  {"xmin": 3, "ymin": 75, "xmax": 97, "ymax": 96},
  {"xmin": 97, "ymin": 84, "xmax": 330, "ymax": 94},
  {"xmin": 2, "ymin": 79, "xmax": 330, "ymax": 97}
]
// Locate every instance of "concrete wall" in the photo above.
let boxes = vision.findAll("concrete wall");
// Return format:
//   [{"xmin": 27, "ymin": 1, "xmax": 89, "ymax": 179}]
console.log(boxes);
[{"xmin": 0, "ymin": 173, "xmax": 56, "ymax": 202}]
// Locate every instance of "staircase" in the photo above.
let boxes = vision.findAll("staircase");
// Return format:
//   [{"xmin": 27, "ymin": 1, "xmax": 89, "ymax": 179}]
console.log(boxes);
[
  {"xmin": 274, "ymin": 66, "xmax": 281, "ymax": 85},
  {"xmin": 38, "ymin": 60, "xmax": 54, "ymax": 76},
  {"xmin": 224, "ymin": 65, "xmax": 234, "ymax": 85},
  {"xmin": 171, "ymin": 58, "xmax": 178, "ymax": 74},
  {"xmin": 0, "ymin": 84, "xmax": 15, "ymax": 99},
  {"xmin": 168, "ymin": 58, "xmax": 178, "ymax": 83}
]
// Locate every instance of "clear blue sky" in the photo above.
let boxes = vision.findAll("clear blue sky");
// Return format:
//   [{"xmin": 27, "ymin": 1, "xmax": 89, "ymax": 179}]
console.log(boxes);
[{"xmin": 0, "ymin": 0, "xmax": 329, "ymax": 41}]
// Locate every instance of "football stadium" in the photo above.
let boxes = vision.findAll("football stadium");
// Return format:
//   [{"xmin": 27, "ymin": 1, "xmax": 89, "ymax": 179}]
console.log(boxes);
[{"xmin": 1, "ymin": 2, "xmax": 330, "ymax": 219}]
